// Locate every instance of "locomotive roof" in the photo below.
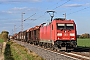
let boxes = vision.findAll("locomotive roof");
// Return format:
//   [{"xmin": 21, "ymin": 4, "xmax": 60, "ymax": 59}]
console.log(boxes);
[
  {"xmin": 54, "ymin": 18, "xmax": 65, "ymax": 20},
  {"xmin": 53, "ymin": 18, "xmax": 75, "ymax": 23}
]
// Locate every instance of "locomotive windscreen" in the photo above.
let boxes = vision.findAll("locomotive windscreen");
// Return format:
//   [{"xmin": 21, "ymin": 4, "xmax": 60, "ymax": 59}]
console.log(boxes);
[
  {"xmin": 57, "ymin": 24, "xmax": 65, "ymax": 30},
  {"xmin": 66, "ymin": 24, "xmax": 74, "ymax": 30},
  {"xmin": 57, "ymin": 24, "xmax": 74, "ymax": 30}
]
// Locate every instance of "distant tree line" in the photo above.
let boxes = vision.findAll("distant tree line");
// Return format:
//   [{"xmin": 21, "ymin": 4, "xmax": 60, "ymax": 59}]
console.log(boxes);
[{"xmin": 77, "ymin": 33, "xmax": 90, "ymax": 39}]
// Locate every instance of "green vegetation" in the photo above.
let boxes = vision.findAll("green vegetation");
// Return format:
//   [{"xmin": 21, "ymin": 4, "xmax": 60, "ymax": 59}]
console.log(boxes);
[
  {"xmin": 78, "ymin": 33, "xmax": 90, "ymax": 39},
  {"xmin": 0, "ymin": 31, "xmax": 9, "ymax": 42},
  {"xmin": 4, "ymin": 41, "xmax": 44, "ymax": 60},
  {"xmin": 0, "ymin": 39, "xmax": 4, "ymax": 43},
  {"xmin": 4, "ymin": 42, "xmax": 14, "ymax": 60},
  {"xmin": 77, "ymin": 38, "xmax": 90, "ymax": 47}
]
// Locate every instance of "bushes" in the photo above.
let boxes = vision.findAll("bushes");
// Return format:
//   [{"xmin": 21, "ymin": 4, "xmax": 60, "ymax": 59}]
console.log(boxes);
[
  {"xmin": 79, "ymin": 33, "xmax": 90, "ymax": 39},
  {"xmin": 0, "ymin": 31, "xmax": 9, "ymax": 42},
  {"xmin": 0, "ymin": 39, "xmax": 4, "ymax": 43}
]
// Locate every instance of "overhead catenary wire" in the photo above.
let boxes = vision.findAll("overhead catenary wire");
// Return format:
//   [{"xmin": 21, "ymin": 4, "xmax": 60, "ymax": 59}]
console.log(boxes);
[
  {"xmin": 24, "ymin": 13, "xmax": 36, "ymax": 21},
  {"xmin": 13, "ymin": 0, "xmax": 73, "ymax": 32},
  {"xmin": 33, "ymin": 0, "xmax": 71, "ymax": 20},
  {"xmin": 22, "ymin": 0, "xmax": 72, "ymax": 30},
  {"xmin": 2, "ymin": 0, "xmax": 60, "ymax": 34},
  {"xmin": 67, "ymin": 6, "xmax": 90, "ymax": 15},
  {"xmin": 53, "ymin": 0, "xmax": 71, "ymax": 10},
  {"xmin": 12, "ymin": 0, "xmax": 90, "ymax": 35},
  {"xmin": 41, "ymin": 0, "xmax": 71, "ymax": 21}
]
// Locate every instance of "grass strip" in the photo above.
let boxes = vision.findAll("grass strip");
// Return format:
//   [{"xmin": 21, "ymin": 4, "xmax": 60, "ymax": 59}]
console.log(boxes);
[
  {"xmin": 77, "ymin": 38, "xmax": 90, "ymax": 47},
  {"xmin": 4, "ymin": 41, "xmax": 44, "ymax": 60},
  {"xmin": 0, "ymin": 39, "xmax": 4, "ymax": 43}
]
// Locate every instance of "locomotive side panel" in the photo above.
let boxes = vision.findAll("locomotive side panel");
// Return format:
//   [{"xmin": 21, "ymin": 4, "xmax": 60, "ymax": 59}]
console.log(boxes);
[
  {"xmin": 46, "ymin": 25, "xmax": 51, "ymax": 40},
  {"xmin": 40, "ymin": 23, "xmax": 54, "ymax": 43}
]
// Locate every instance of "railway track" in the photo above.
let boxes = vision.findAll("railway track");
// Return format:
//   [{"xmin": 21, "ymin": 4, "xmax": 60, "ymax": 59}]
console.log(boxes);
[
  {"xmin": 13, "ymin": 40, "xmax": 90, "ymax": 60},
  {"xmin": 60, "ymin": 52, "xmax": 90, "ymax": 60},
  {"xmin": 42, "ymin": 46, "xmax": 90, "ymax": 60}
]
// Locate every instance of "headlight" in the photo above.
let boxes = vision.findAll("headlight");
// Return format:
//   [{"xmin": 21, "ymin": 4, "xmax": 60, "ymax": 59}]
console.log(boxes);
[
  {"xmin": 70, "ymin": 33, "xmax": 75, "ymax": 36},
  {"xmin": 57, "ymin": 33, "xmax": 62, "ymax": 36},
  {"xmin": 71, "ymin": 38, "xmax": 75, "ymax": 40}
]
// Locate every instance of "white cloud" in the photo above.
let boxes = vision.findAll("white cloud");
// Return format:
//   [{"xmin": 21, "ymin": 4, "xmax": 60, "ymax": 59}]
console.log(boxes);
[
  {"xmin": 64, "ymin": 4, "xmax": 83, "ymax": 7},
  {"xmin": 12, "ymin": 7, "xmax": 38, "ymax": 11},
  {"xmin": 85, "ymin": 3, "xmax": 90, "ymax": 6},
  {"xmin": 1, "ymin": 7, "xmax": 39, "ymax": 14},
  {"xmin": 12, "ymin": 7, "xmax": 27, "ymax": 11},
  {"xmin": 64, "ymin": 3, "xmax": 90, "ymax": 7},
  {"xmin": 0, "ymin": 0, "xmax": 41, "ymax": 3},
  {"xmin": 12, "ymin": 7, "xmax": 39, "ymax": 13},
  {"xmin": 2, "ymin": 11, "xmax": 13, "ymax": 14}
]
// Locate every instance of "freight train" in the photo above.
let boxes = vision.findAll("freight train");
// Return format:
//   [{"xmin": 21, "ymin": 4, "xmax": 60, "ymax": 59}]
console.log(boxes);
[{"xmin": 12, "ymin": 18, "xmax": 77, "ymax": 51}]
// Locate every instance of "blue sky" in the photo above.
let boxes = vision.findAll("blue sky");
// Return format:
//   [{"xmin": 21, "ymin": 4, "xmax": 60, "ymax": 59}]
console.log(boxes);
[{"xmin": 0, "ymin": 0, "xmax": 90, "ymax": 35}]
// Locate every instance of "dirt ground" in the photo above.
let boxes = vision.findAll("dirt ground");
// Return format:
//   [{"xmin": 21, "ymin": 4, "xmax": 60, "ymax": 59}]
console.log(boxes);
[
  {"xmin": 0, "ymin": 42, "xmax": 6, "ymax": 60},
  {"xmin": 0, "ymin": 54, "xmax": 4, "ymax": 60}
]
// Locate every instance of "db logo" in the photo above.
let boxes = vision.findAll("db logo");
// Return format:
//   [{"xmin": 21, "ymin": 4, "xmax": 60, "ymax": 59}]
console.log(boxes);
[{"xmin": 64, "ymin": 33, "xmax": 68, "ymax": 36}]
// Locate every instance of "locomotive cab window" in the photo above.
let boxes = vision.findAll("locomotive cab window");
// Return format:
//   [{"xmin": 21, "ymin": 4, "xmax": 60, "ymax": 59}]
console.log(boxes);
[
  {"xmin": 57, "ymin": 24, "xmax": 65, "ymax": 30},
  {"xmin": 66, "ymin": 24, "xmax": 74, "ymax": 30}
]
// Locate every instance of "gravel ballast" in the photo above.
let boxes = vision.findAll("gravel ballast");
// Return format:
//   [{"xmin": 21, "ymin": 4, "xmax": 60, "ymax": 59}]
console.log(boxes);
[{"xmin": 14, "ymin": 40, "xmax": 75, "ymax": 60}]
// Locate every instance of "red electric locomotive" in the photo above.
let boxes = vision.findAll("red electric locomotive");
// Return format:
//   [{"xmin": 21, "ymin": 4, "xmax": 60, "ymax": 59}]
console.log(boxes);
[
  {"xmin": 12, "ymin": 18, "xmax": 77, "ymax": 50},
  {"xmin": 40, "ymin": 18, "xmax": 77, "ymax": 50}
]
